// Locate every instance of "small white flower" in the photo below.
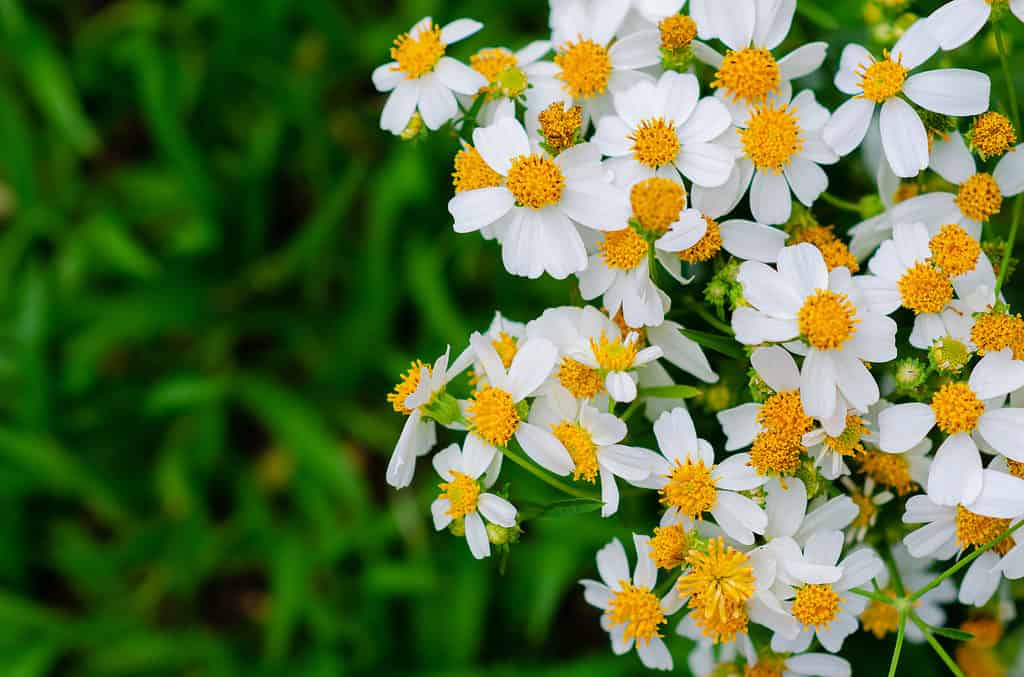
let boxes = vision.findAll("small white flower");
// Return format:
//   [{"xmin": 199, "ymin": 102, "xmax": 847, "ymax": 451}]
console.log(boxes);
[
  {"xmin": 824, "ymin": 19, "xmax": 990, "ymax": 177},
  {"xmin": 581, "ymin": 535, "xmax": 684, "ymax": 670},
  {"xmin": 569, "ymin": 330, "xmax": 663, "ymax": 403},
  {"xmin": 468, "ymin": 311, "xmax": 527, "ymax": 387},
  {"xmin": 459, "ymin": 41, "xmax": 555, "ymax": 128},
  {"xmin": 430, "ymin": 443, "xmax": 517, "ymax": 559},
  {"xmin": 929, "ymin": 0, "xmax": 1024, "ymax": 51},
  {"xmin": 763, "ymin": 477, "xmax": 859, "ymax": 546},
  {"xmin": 373, "ymin": 17, "xmax": 488, "ymax": 134}
]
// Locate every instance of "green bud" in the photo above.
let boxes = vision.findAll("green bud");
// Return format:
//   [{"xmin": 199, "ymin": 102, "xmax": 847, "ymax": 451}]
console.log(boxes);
[
  {"xmin": 748, "ymin": 369, "xmax": 773, "ymax": 403},
  {"xmin": 422, "ymin": 391, "xmax": 463, "ymax": 426},
  {"xmin": 796, "ymin": 458, "xmax": 824, "ymax": 498},
  {"xmin": 497, "ymin": 66, "xmax": 528, "ymax": 99},
  {"xmin": 400, "ymin": 111, "xmax": 426, "ymax": 141},
  {"xmin": 660, "ymin": 46, "xmax": 694, "ymax": 73},
  {"xmin": 929, "ymin": 337, "xmax": 971, "ymax": 375},
  {"xmin": 704, "ymin": 277, "xmax": 730, "ymax": 307},
  {"xmin": 487, "ymin": 522, "xmax": 522, "ymax": 545},
  {"xmin": 892, "ymin": 356, "xmax": 929, "ymax": 394},
  {"xmin": 515, "ymin": 399, "xmax": 531, "ymax": 421},
  {"xmin": 449, "ymin": 517, "xmax": 466, "ymax": 537}
]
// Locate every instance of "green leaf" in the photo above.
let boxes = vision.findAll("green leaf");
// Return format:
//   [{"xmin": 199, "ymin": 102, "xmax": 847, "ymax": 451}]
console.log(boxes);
[
  {"xmin": 82, "ymin": 212, "xmax": 160, "ymax": 279},
  {"xmin": 928, "ymin": 625, "xmax": 975, "ymax": 642},
  {"xmin": 520, "ymin": 498, "xmax": 604, "ymax": 521},
  {"xmin": 637, "ymin": 385, "xmax": 701, "ymax": 399},
  {"xmin": 681, "ymin": 328, "xmax": 746, "ymax": 359}
]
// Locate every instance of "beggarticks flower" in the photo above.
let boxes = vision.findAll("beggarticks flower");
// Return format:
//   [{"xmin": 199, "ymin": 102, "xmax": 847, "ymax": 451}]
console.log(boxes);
[
  {"xmin": 805, "ymin": 412, "xmax": 872, "ymax": 481},
  {"xmin": 386, "ymin": 346, "xmax": 472, "ymax": 488},
  {"xmin": 645, "ymin": 407, "xmax": 769, "ymax": 545},
  {"xmin": 581, "ymin": 535, "xmax": 685, "ymax": 670},
  {"xmin": 696, "ymin": 89, "xmax": 839, "ymax": 226},
  {"xmin": 464, "ymin": 41, "xmax": 552, "ymax": 127},
  {"xmin": 448, "ymin": 116, "xmax": 630, "ymax": 279},
  {"xmin": 733, "ymin": 243, "xmax": 898, "ymax": 420},
  {"xmin": 823, "ymin": 20, "xmax": 991, "ymax": 177},
  {"xmin": 467, "ymin": 311, "xmax": 526, "ymax": 386},
  {"xmin": 568, "ymin": 329, "xmax": 663, "ymax": 403},
  {"xmin": 878, "ymin": 348, "xmax": 1024, "ymax": 505},
  {"xmin": 373, "ymin": 17, "xmax": 488, "ymax": 134},
  {"xmin": 690, "ymin": 0, "xmax": 828, "ymax": 122},
  {"xmin": 431, "ymin": 443, "xmax": 517, "ymax": 559},
  {"xmin": 592, "ymin": 71, "xmax": 735, "ymax": 188},
  {"xmin": 929, "ymin": 0, "xmax": 1024, "ymax": 51},
  {"xmin": 860, "ymin": 543, "xmax": 957, "ymax": 642}
]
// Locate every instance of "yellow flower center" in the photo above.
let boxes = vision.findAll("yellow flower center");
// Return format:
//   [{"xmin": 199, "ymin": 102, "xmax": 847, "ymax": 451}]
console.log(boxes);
[
  {"xmin": 557, "ymin": 357, "xmax": 605, "ymax": 399},
  {"xmin": 690, "ymin": 600, "xmax": 750, "ymax": 644},
  {"xmin": 630, "ymin": 177, "xmax": 686, "ymax": 235},
  {"xmin": 855, "ymin": 52, "xmax": 907, "ymax": 102},
  {"xmin": 678, "ymin": 216, "xmax": 723, "ymax": 263},
  {"xmin": 470, "ymin": 47, "xmax": 519, "ymax": 99},
  {"xmin": 590, "ymin": 331, "xmax": 640, "ymax": 371},
  {"xmin": 506, "ymin": 154, "xmax": 565, "ymax": 209},
  {"xmin": 792, "ymin": 583, "xmax": 843, "ymax": 629},
  {"xmin": 741, "ymin": 103, "xmax": 804, "ymax": 172},
  {"xmin": 931, "ymin": 381, "xmax": 984, "ymax": 435},
  {"xmin": 490, "ymin": 331, "xmax": 518, "ymax": 369},
  {"xmin": 956, "ymin": 505, "xmax": 1015, "ymax": 554},
  {"xmin": 390, "ymin": 23, "xmax": 445, "ymax": 79},
  {"xmin": 606, "ymin": 581, "xmax": 666, "ymax": 645},
  {"xmin": 679, "ymin": 538, "xmax": 756, "ymax": 624},
  {"xmin": 757, "ymin": 390, "xmax": 814, "ymax": 440},
  {"xmin": 859, "ymin": 451, "xmax": 918, "ymax": 496},
  {"xmin": 897, "ymin": 261, "xmax": 953, "ymax": 314},
  {"xmin": 467, "ymin": 385, "xmax": 521, "ymax": 447},
  {"xmin": 599, "ymin": 227, "xmax": 649, "ymax": 270},
  {"xmin": 971, "ymin": 312, "xmax": 1024, "ymax": 360},
  {"xmin": 630, "ymin": 117, "xmax": 680, "ymax": 168},
  {"xmin": 552, "ymin": 421, "xmax": 600, "ymax": 482},
  {"xmin": 961, "ymin": 617, "xmax": 1004, "ymax": 649},
  {"xmin": 790, "ymin": 225, "xmax": 860, "ymax": 272},
  {"xmin": 851, "ymin": 491, "xmax": 878, "ymax": 529},
  {"xmin": 453, "ymin": 145, "xmax": 504, "ymax": 193},
  {"xmin": 649, "ymin": 524, "xmax": 690, "ymax": 570},
  {"xmin": 749, "ymin": 429, "xmax": 805, "ymax": 476},
  {"xmin": 971, "ymin": 111, "xmax": 1017, "ymax": 160},
  {"xmin": 745, "ymin": 661, "xmax": 785, "ymax": 677},
  {"xmin": 659, "ymin": 14, "xmax": 698, "ymax": 51},
  {"xmin": 438, "ymin": 470, "xmax": 481, "ymax": 519},
  {"xmin": 660, "ymin": 458, "xmax": 718, "ymax": 519},
  {"xmin": 894, "ymin": 182, "xmax": 920, "ymax": 203},
  {"xmin": 860, "ymin": 589, "xmax": 901, "ymax": 638},
  {"xmin": 713, "ymin": 47, "xmax": 781, "ymax": 104},
  {"xmin": 930, "ymin": 223, "xmax": 981, "ymax": 277},
  {"xmin": 388, "ymin": 360, "xmax": 428, "ymax": 415},
  {"xmin": 954, "ymin": 645, "xmax": 1005, "ymax": 677},
  {"xmin": 538, "ymin": 102, "xmax": 583, "ymax": 152},
  {"xmin": 825, "ymin": 414, "xmax": 869, "ymax": 457},
  {"xmin": 555, "ymin": 37, "xmax": 612, "ymax": 99},
  {"xmin": 798, "ymin": 289, "xmax": 859, "ymax": 350},
  {"xmin": 957, "ymin": 172, "xmax": 1003, "ymax": 222},
  {"xmin": 1008, "ymin": 458, "xmax": 1024, "ymax": 480}
]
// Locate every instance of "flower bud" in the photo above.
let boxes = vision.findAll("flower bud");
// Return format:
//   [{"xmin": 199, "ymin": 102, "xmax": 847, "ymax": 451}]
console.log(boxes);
[{"xmin": 929, "ymin": 336, "xmax": 971, "ymax": 375}]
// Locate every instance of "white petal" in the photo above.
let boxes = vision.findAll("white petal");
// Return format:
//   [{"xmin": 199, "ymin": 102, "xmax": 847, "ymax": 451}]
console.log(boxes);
[
  {"xmin": 778, "ymin": 242, "xmax": 829, "ymax": 298},
  {"xmin": 765, "ymin": 477, "xmax": 807, "ymax": 539},
  {"xmin": 646, "ymin": 322, "xmax": 719, "ymax": 383},
  {"xmin": 720, "ymin": 219, "xmax": 788, "ymax": 263},
  {"xmin": 994, "ymin": 144, "xmax": 1024, "ymax": 197},
  {"xmin": 879, "ymin": 402, "xmax": 935, "ymax": 453},
  {"xmin": 435, "ymin": 56, "xmax": 487, "ymax": 94},
  {"xmin": 593, "ymin": 115, "xmax": 634, "ymax": 157},
  {"xmin": 959, "ymin": 551, "xmax": 1001, "ymax": 606},
  {"xmin": 431, "ymin": 498, "xmax": 453, "ymax": 530},
  {"xmin": 463, "ymin": 433, "xmax": 499, "ymax": 479},
  {"xmin": 929, "ymin": 0, "xmax": 990, "ymax": 50},
  {"xmin": 717, "ymin": 403, "xmax": 762, "ymax": 451},
  {"xmin": 977, "ymin": 408, "xmax": 1024, "ymax": 461},
  {"xmin": 637, "ymin": 636, "xmax": 673, "ymax": 670},
  {"xmin": 449, "ymin": 188, "xmax": 515, "ymax": 233},
  {"xmin": 969, "ymin": 349, "xmax": 1024, "ymax": 399},
  {"xmin": 675, "ymin": 97, "xmax": 731, "ymax": 144},
  {"xmin": 478, "ymin": 493, "xmax": 517, "ymax": 527},
  {"xmin": 372, "ymin": 62, "xmax": 404, "ymax": 92},
  {"xmin": 380, "ymin": 81, "xmax": 420, "ymax": 134},
  {"xmin": 837, "ymin": 548, "xmax": 883, "ymax": 590},
  {"xmin": 904, "ymin": 520, "xmax": 957, "ymax": 558},
  {"xmin": 786, "ymin": 653, "xmax": 851, "ymax": 677},
  {"xmin": 464, "ymin": 512, "xmax": 490, "ymax": 558},
  {"xmin": 835, "ymin": 44, "xmax": 872, "ymax": 95},
  {"xmin": 804, "ymin": 530, "xmax": 844, "ymax": 566},
  {"xmin": 515, "ymin": 422, "xmax": 574, "ymax": 475},
  {"xmin": 473, "ymin": 117, "xmax": 530, "ymax": 175},
  {"xmin": 754, "ymin": 0, "xmax": 795, "ymax": 49},
  {"xmin": 967, "ymin": 468, "xmax": 1024, "ymax": 518},
  {"xmin": 750, "ymin": 170, "xmax": 792, "ymax": 225},
  {"xmin": 800, "ymin": 349, "xmax": 837, "ymax": 420},
  {"xmin": 892, "ymin": 17, "xmax": 940, "ymax": 70},
  {"xmin": 905, "ymin": 69, "xmax": 990, "ymax": 117},
  {"xmin": 654, "ymin": 407, "xmax": 699, "ymax": 462},
  {"xmin": 846, "ymin": 312, "xmax": 898, "ymax": 362},
  {"xmin": 597, "ymin": 537, "xmax": 631, "ymax": 588},
  {"xmin": 880, "ymin": 97, "xmax": 929, "ymax": 178},
  {"xmin": 928, "ymin": 433, "xmax": 984, "ymax": 506},
  {"xmin": 507, "ymin": 338, "xmax": 558, "ymax": 401},
  {"xmin": 431, "ymin": 442, "xmax": 463, "ymax": 480},
  {"xmin": 833, "ymin": 351, "xmax": 881, "ymax": 412},
  {"xmin": 676, "ymin": 142, "xmax": 735, "ymax": 188},
  {"xmin": 581, "ymin": 579, "xmax": 612, "ymax": 609},
  {"xmin": 732, "ymin": 307, "xmax": 799, "ymax": 344},
  {"xmin": 440, "ymin": 18, "xmax": 483, "ymax": 44},
  {"xmin": 737, "ymin": 260, "xmax": 803, "ymax": 318},
  {"xmin": 783, "ymin": 156, "xmax": 828, "ymax": 206},
  {"xmin": 752, "ymin": 345, "xmax": 801, "ymax": 391},
  {"xmin": 711, "ymin": 491, "xmax": 767, "ymax": 544},
  {"xmin": 561, "ymin": 184, "xmax": 632, "ymax": 231},
  {"xmin": 606, "ymin": 371, "xmax": 637, "ymax": 402},
  {"xmin": 707, "ymin": 0, "xmax": 755, "ymax": 50},
  {"xmin": 778, "ymin": 42, "xmax": 827, "ymax": 81},
  {"xmin": 713, "ymin": 453, "xmax": 767, "ymax": 490},
  {"xmin": 929, "ymin": 132, "xmax": 976, "ymax": 185},
  {"xmin": 417, "ymin": 77, "xmax": 458, "ymax": 130},
  {"xmin": 608, "ymin": 30, "xmax": 660, "ymax": 69},
  {"xmin": 655, "ymin": 210, "xmax": 706, "ymax": 251}
]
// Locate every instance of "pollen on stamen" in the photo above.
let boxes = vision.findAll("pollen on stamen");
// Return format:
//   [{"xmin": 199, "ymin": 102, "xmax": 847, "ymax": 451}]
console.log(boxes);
[
  {"xmin": 756, "ymin": 390, "xmax": 814, "ymax": 441},
  {"xmin": 797, "ymin": 289, "xmax": 860, "ymax": 350},
  {"xmin": 631, "ymin": 177, "xmax": 686, "ymax": 235},
  {"xmin": 388, "ymin": 360, "xmax": 429, "ymax": 414},
  {"xmin": 660, "ymin": 458, "xmax": 718, "ymax": 520},
  {"xmin": 629, "ymin": 117, "xmax": 680, "ymax": 168},
  {"xmin": 659, "ymin": 14, "xmax": 697, "ymax": 51},
  {"xmin": 605, "ymin": 581, "xmax": 666, "ymax": 645},
  {"xmin": 971, "ymin": 311, "xmax": 1024, "ymax": 360},
  {"xmin": 749, "ymin": 429, "xmax": 805, "ymax": 477},
  {"xmin": 557, "ymin": 356, "xmax": 605, "ymax": 399},
  {"xmin": 824, "ymin": 414, "xmax": 870, "ymax": 457},
  {"xmin": 390, "ymin": 23, "xmax": 446, "ymax": 79},
  {"xmin": 897, "ymin": 261, "xmax": 953, "ymax": 314},
  {"xmin": 438, "ymin": 470, "xmax": 481, "ymax": 519},
  {"xmin": 970, "ymin": 111, "xmax": 1017, "ymax": 160},
  {"xmin": 551, "ymin": 421, "xmax": 599, "ymax": 482},
  {"xmin": 791, "ymin": 583, "xmax": 843, "ymax": 629},
  {"xmin": 851, "ymin": 491, "xmax": 878, "ymax": 529},
  {"xmin": 491, "ymin": 331, "xmax": 518, "ymax": 368},
  {"xmin": 453, "ymin": 145, "xmax": 503, "ymax": 192},
  {"xmin": 712, "ymin": 47, "xmax": 780, "ymax": 104},
  {"xmin": 859, "ymin": 451, "xmax": 918, "ymax": 496},
  {"xmin": 555, "ymin": 36, "xmax": 612, "ymax": 99},
  {"xmin": 467, "ymin": 385, "xmax": 521, "ymax": 447},
  {"xmin": 956, "ymin": 173, "xmax": 1003, "ymax": 222},
  {"xmin": 930, "ymin": 223, "xmax": 981, "ymax": 277},
  {"xmin": 930, "ymin": 381, "xmax": 984, "ymax": 435},
  {"xmin": 590, "ymin": 331, "xmax": 640, "ymax": 371},
  {"xmin": 678, "ymin": 537, "xmax": 756, "ymax": 625},
  {"xmin": 855, "ymin": 52, "xmax": 907, "ymax": 102},
  {"xmin": 860, "ymin": 589, "xmax": 901, "ymax": 638},
  {"xmin": 538, "ymin": 102, "xmax": 583, "ymax": 152},
  {"xmin": 678, "ymin": 216, "xmax": 723, "ymax": 263},
  {"xmin": 741, "ymin": 103, "xmax": 804, "ymax": 173},
  {"xmin": 649, "ymin": 524, "xmax": 690, "ymax": 570},
  {"xmin": 791, "ymin": 225, "xmax": 859, "ymax": 272},
  {"xmin": 599, "ymin": 227, "xmax": 650, "ymax": 270},
  {"xmin": 506, "ymin": 154, "xmax": 565, "ymax": 209},
  {"xmin": 956, "ymin": 505, "xmax": 1015, "ymax": 554}
]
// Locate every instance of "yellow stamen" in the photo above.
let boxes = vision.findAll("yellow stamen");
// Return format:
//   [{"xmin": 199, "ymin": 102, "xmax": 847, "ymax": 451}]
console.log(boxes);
[
  {"xmin": 956, "ymin": 173, "xmax": 1003, "ymax": 222},
  {"xmin": 538, "ymin": 102, "xmax": 583, "ymax": 152},
  {"xmin": 851, "ymin": 491, "xmax": 878, "ymax": 529},
  {"xmin": 1007, "ymin": 458, "xmax": 1024, "ymax": 480},
  {"xmin": 740, "ymin": 103, "xmax": 804, "ymax": 172},
  {"xmin": 555, "ymin": 37, "xmax": 612, "ymax": 99},
  {"xmin": 749, "ymin": 429, "xmax": 805, "ymax": 476},
  {"xmin": 599, "ymin": 227, "xmax": 649, "ymax": 270},
  {"xmin": 971, "ymin": 112, "xmax": 1016, "ymax": 160},
  {"xmin": 713, "ymin": 47, "xmax": 780, "ymax": 104},
  {"xmin": 757, "ymin": 390, "xmax": 814, "ymax": 441},
  {"xmin": 897, "ymin": 261, "xmax": 953, "ymax": 314},
  {"xmin": 971, "ymin": 312, "xmax": 1024, "ymax": 360},
  {"xmin": 962, "ymin": 617, "xmax": 1004, "ymax": 649},
  {"xmin": 931, "ymin": 382, "xmax": 984, "ymax": 435},
  {"xmin": 659, "ymin": 14, "xmax": 697, "ymax": 51},
  {"xmin": 678, "ymin": 538, "xmax": 756, "ymax": 622},
  {"xmin": 605, "ymin": 581, "xmax": 666, "ymax": 645},
  {"xmin": 678, "ymin": 216, "xmax": 723, "ymax": 263},
  {"xmin": 660, "ymin": 458, "xmax": 718, "ymax": 520},
  {"xmin": 491, "ymin": 331, "xmax": 518, "ymax": 369},
  {"xmin": 956, "ymin": 505, "xmax": 1015, "ymax": 555},
  {"xmin": 470, "ymin": 47, "xmax": 518, "ymax": 99},
  {"xmin": 649, "ymin": 524, "xmax": 690, "ymax": 570},
  {"xmin": 792, "ymin": 583, "xmax": 843, "ymax": 629},
  {"xmin": 859, "ymin": 451, "xmax": 918, "ymax": 496},
  {"xmin": 825, "ymin": 414, "xmax": 870, "ymax": 457},
  {"xmin": 690, "ymin": 600, "xmax": 749, "ymax": 644},
  {"xmin": 744, "ymin": 660, "xmax": 785, "ymax": 677},
  {"xmin": 855, "ymin": 52, "xmax": 907, "ymax": 102},
  {"xmin": 798, "ymin": 289, "xmax": 859, "ymax": 350},
  {"xmin": 630, "ymin": 177, "xmax": 686, "ymax": 235},
  {"xmin": 790, "ymin": 225, "xmax": 860, "ymax": 272},
  {"xmin": 506, "ymin": 154, "xmax": 565, "ymax": 209},
  {"xmin": 551, "ymin": 421, "xmax": 599, "ymax": 482},
  {"xmin": 590, "ymin": 331, "xmax": 640, "ymax": 371},
  {"xmin": 467, "ymin": 385, "xmax": 520, "ymax": 446},
  {"xmin": 860, "ymin": 589, "xmax": 901, "ymax": 638},
  {"xmin": 453, "ymin": 145, "xmax": 503, "ymax": 193},
  {"xmin": 630, "ymin": 117, "xmax": 680, "ymax": 168},
  {"xmin": 438, "ymin": 470, "xmax": 481, "ymax": 519},
  {"xmin": 557, "ymin": 357, "xmax": 605, "ymax": 399},
  {"xmin": 930, "ymin": 223, "xmax": 981, "ymax": 277},
  {"xmin": 388, "ymin": 360, "xmax": 428, "ymax": 415},
  {"xmin": 390, "ymin": 23, "xmax": 445, "ymax": 79}
]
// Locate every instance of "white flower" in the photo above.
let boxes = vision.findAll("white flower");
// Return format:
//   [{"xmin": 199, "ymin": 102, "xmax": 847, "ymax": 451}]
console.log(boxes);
[
  {"xmin": 569, "ymin": 330, "xmax": 663, "ymax": 403},
  {"xmin": 464, "ymin": 332, "xmax": 575, "ymax": 476},
  {"xmin": 460, "ymin": 41, "xmax": 554, "ymax": 128},
  {"xmin": 372, "ymin": 17, "xmax": 488, "ymax": 134},
  {"xmin": 646, "ymin": 320, "xmax": 719, "ymax": 383},
  {"xmin": 929, "ymin": 0, "xmax": 1024, "ymax": 50},
  {"xmin": 448, "ymin": 117, "xmax": 630, "ymax": 280},
  {"xmin": 529, "ymin": 388, "xmax": 663, "ymax": 516},
  {"xmin": 804, "ymin": 411, "xmax": 873, "ymax": 481},
  {"xmin": 694, "ymin": 89, "xmax": 838, "ymax": 226},
  {"xmin": 770, "ymin": 531, "xmax": 883, "ymax": 653},
  {"xmin": 468, "ymin": 311, "xmax": 527, "ymax": 386},
  {"xmin": 386, "ymin": 345, "xmax": 472, "ymax": 488},
  {"xmin": 430, "ymin": 443, "xmax": 516, "ymax": 559},
  {"xmin": 581, "ymin": 535, "xmax": 684, "ymax": 670},
  {"xmin": 593, "ymin": 71, "xmax": 736, "ymax": 189},
  {"xmin": 878, "ymin": 348, "xmax": 1024, "ymax": 505},
  {"xmin": 823, "ymin": 20, "xmax": 990, "ymax": 177},
  {"xmin": 692, "ymin": 0, "xmax": 828, "ymax": 122},
  {"xmin": 763, "ymin": 477, "xmax": 859, "ymax": 545},
  {"xmin": 646, "ymin": 407, "xmax": 769, "ymax": 544},
  {"xmin": 733, "ymin": 243, "xmax": 898, "ymax": 420}
]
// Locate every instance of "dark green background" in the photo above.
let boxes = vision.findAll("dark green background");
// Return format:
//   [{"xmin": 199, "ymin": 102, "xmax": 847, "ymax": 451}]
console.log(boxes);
[{"xmin": 0, "ymin": 0, "xmax": 1018, "ymax": 674}]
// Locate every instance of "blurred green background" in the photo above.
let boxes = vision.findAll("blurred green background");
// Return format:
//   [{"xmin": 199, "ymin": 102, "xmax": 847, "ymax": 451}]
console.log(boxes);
[{"xmin": 0, "ymin": 0, "xmax": 1020, "ymax": 675}]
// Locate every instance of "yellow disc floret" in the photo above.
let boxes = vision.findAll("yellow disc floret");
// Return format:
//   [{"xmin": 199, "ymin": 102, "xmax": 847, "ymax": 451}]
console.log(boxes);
[
  {"xmin": 678, "ymin": 216, "xmax": 723, "ymax": 263},
  {"xmin": 713, "ymin": 48, "xmax": 781, "ymax": 104},
  {"xmin": 930, "ymin": 223, "xmax": 981, "ymax": 277},
  {"xmin": 453, "ymin": 145, "xmax": 503, "ymax": 193},
  {"xmin": 631, "ymin": 177, "xmax": 686, "ymax": 235},
  {"xmin": 956, "ymin": 173, "xmax": 1003, "ymax": 222},
  {"xmin": 860, "ymin": 589, "xmax": 901, "ymax": 638},
  {"xmin": 859, "ymin": 451, "xmax": 918, "ymax": 496},
  {"xmin": 825, "ymin": 414, "xmax": 869, "ymax": 457},
  {"xmin": 391, "ymin": 23, "xmax": 445, "ymax": 79},
  {"xmin": 467, "ymin": 385, "xmax": 521, "ymax": 446},
  {"xmin": 491, "ymin": 331, "xmax": 518, "ymax": 368},
  {"xmin": 930, "ymin": 382, "xmax": 984, "ymax": 435},
  {"xmin": 552, "ymin": 421, "xmax": 599, "ymax": 482},
  {"xmin": 798, "ymin": 289, "xmax": 859, "ymax": 350},
  {"xmin": 557, "ymin": 357, "xmax": 605, "ymax": 398},
  {"xmin": 897, "ymin": 261, "xmax": 953, "ymax": 314},
  {"xmin": 851, "ymin": 490, "xmax": 878, "ymax": 529},
  {"xmin": 538, "ymin": 102, "xmax": 583, "ymax": 152},
  {"xmin": 791, "ymin": 583, "xmax": 843, "ymax": 629},
  {"xmin": 590, "ymin": 331, "xmax": 640, "ymax": 371},
  {"xmin": 971, "ymin": 111, "xmax": 1016, "ymax": 160},
  {"xmin": 855, "ymin": 52, "xmax": 907, "ymax": 102},
  {"xmin": 599, "ymin": 227, "xmax": 650, "ymax": 270},
  {"xmin": 679, "ymin": 538, "xmax": 756, "ymax": 621},
  {"xmin": 757, "ymin": 390, "xmax": 814, "ymax": 441},
  {"xmin": 649, "ymin": 524, "xmax": 690, "ymax": 570},
  {"xmin": 741, "ymin": 103, "xmax": 804, "ymax": 172},
  {"xmin": 745, "ymin": 660, "xmax": 785, "ymax": 677},
  {"xmin": 659, "ymin": 14, "xmax": 698, "ymax": 51},
  {"xmin": 605, "ymin": 581, "xmax": 666, "ymax": 645},
  {"xmin": 660, "ymin": 458, "xmax": 718, "ymax": 520},
  {"xmin": 630, "ymin": 117, "xmax": 681, "ymax": 168},
  {"xmin": 956, "ymin": 505, "xmax": 1015, "ymax": 554},
  {"xmin": 971, "ymin": 312, "xmax": 1024, "ymax": 359},
  {"xmin": 790, "ymin": 225, "xmax": 860, "ymax": 272},
  {"xmin": 388, "ymin": 360, "xmax": 428, "ymax": 414},
  {"xmin": 555, "ymin": 37, "xmax": 612, "ymax": 99},
  {"xmin": 1007, "ymin": 458, "xmax": 1024, "ymax": 480},
  {"xmin": 438, "ymin": 470, "xmax": 481, "ymax": 519},
  {"xmin": 506, "ymin": 154, "xmax": 565, "ymax": 209},
  {"xmin": 470, "ymin": 47, "xmax": 518, "ymax": 99},
  {"xmin": 749, "ymin": 429, "xmax": 805, "ymax": 476}
]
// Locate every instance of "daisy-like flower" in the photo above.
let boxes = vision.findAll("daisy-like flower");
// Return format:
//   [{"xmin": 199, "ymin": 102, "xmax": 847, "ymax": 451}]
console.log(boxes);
[
  {"xmin": 733, "ymin": 243, "xmax": 898, "ymax": 420},
  {"xmin": 694, "ymin": 89, "xmax": 839, "ymax": 226},
  {"xmin": 386, "ymin": 346, "xmax": 472, "ymax": 488},
  {"xmin": 373, "ymin": 17, "xmax": 488, "ymax": 134},
  {"xmin": 860, "ymin": 543, "xmax": 956, "ymax": 642},
  {"xmin": 593, "ymin": 71, "xmax": 736, "ymax": 189},
  {"xmin": 763, "ymin": 477, "xmax": 859, "ymax": 546},
  {"xmin": 770, "ymin": 531, "xmax": 884, "ymax": 653},
  {"xmin": 526, "ymin": 305, "xmax": 623, "ymax": 401},
  {"xmin": 581, "ymin": 534, "xmax": 684, "ymax": 670},
  {"xmin": 448, "ymin": 116, "xmax": 630, "ymax": 280},
  {"xmin": 464, "ymin": 332, "xmax": 574, "ymax": 477},
  {"xmin": 929, "ymin": 0, "xmax": 1024, "ymax": 51},
  {"xmin": 692, "ymin": 0, "xmax": 828, "ymax": 122},
  {"xmin": 823, "ymin": 19, "xmax": 991, "ymax": 177},
  {"xmin": 467, "ymin": 311, "xmax": 526, "ymax": 386},
  {"xmin": 430, "ymin": 443, "xmax": 517, "ymax": 559},
  {"xmin": 568, "ymin": 329, "xmax": 663, "ymax": 403},
  {"xmin": 529, "ymin": 388, "xmax": 663, "ymax": 516},
  {"xmin": 681, "ymin": 623, "xmax": 854, "ymax": 677},
  {"xmin": 840, "ymin": 476, "xmax": 894, "ymax": 542},
  {"xmin": 646, "ymin": 407, "xmax": 769, "ymax": 545},
  {"xmin": 984, "ymin": 458, "xmax": 1024, "ymax": 580},
  {"xmin": 462, "ymin": 41, "xmax": 554, "ymax": 127},
  {"xmin": 878, "ymin": 348, "xmax": 1024, "ymax": 505}
]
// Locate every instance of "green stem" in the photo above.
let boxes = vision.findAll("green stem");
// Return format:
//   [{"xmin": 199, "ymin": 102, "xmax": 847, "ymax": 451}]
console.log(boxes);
[
  {"xmin": 850, "ymin": 587, "xmax": 896, "ymax": 604},
  {"xmin": 910, "ymin": 612, "xmax": 965, "ymax": 677},
  {"xmin": 692, "ymin": 301, "xmax": 734, "ymax": 335},
  {"xmin": 910, "ymin": 519, "xmax": 1024, "ymax": 602},
  {"xmin": 620, "ymin": 397, "xmax": 644, "ymax": 422},
  {"xmin": 888, "ymin": 611, "xmax": 907, "ymax": 677},
  {"xmin": 996, "ymin": 194, "xmax": 1022, "ymax": 295},
  {"xmin": 820, "ymin": 191, "xmax": 862, "ymax": 214},
  {"xmin": 994, "ymin": 21, "xmax": 1022, "ymax": 296},
  {"xmin": 458, "ymin": 94, "xmax": 487, "ymax": 142},
  {"xmin": 886, "ymin": 545, "xmax": 905, "ymax": 596},
  {"xmin": 502, "ymin": 441, "xmax": 598, "ymax": 500}
]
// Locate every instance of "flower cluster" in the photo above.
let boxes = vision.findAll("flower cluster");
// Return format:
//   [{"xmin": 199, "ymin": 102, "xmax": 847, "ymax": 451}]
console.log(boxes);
[{"xmin": 375, "ymin": 1, "xmax": 1024, "ymax": 674}]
